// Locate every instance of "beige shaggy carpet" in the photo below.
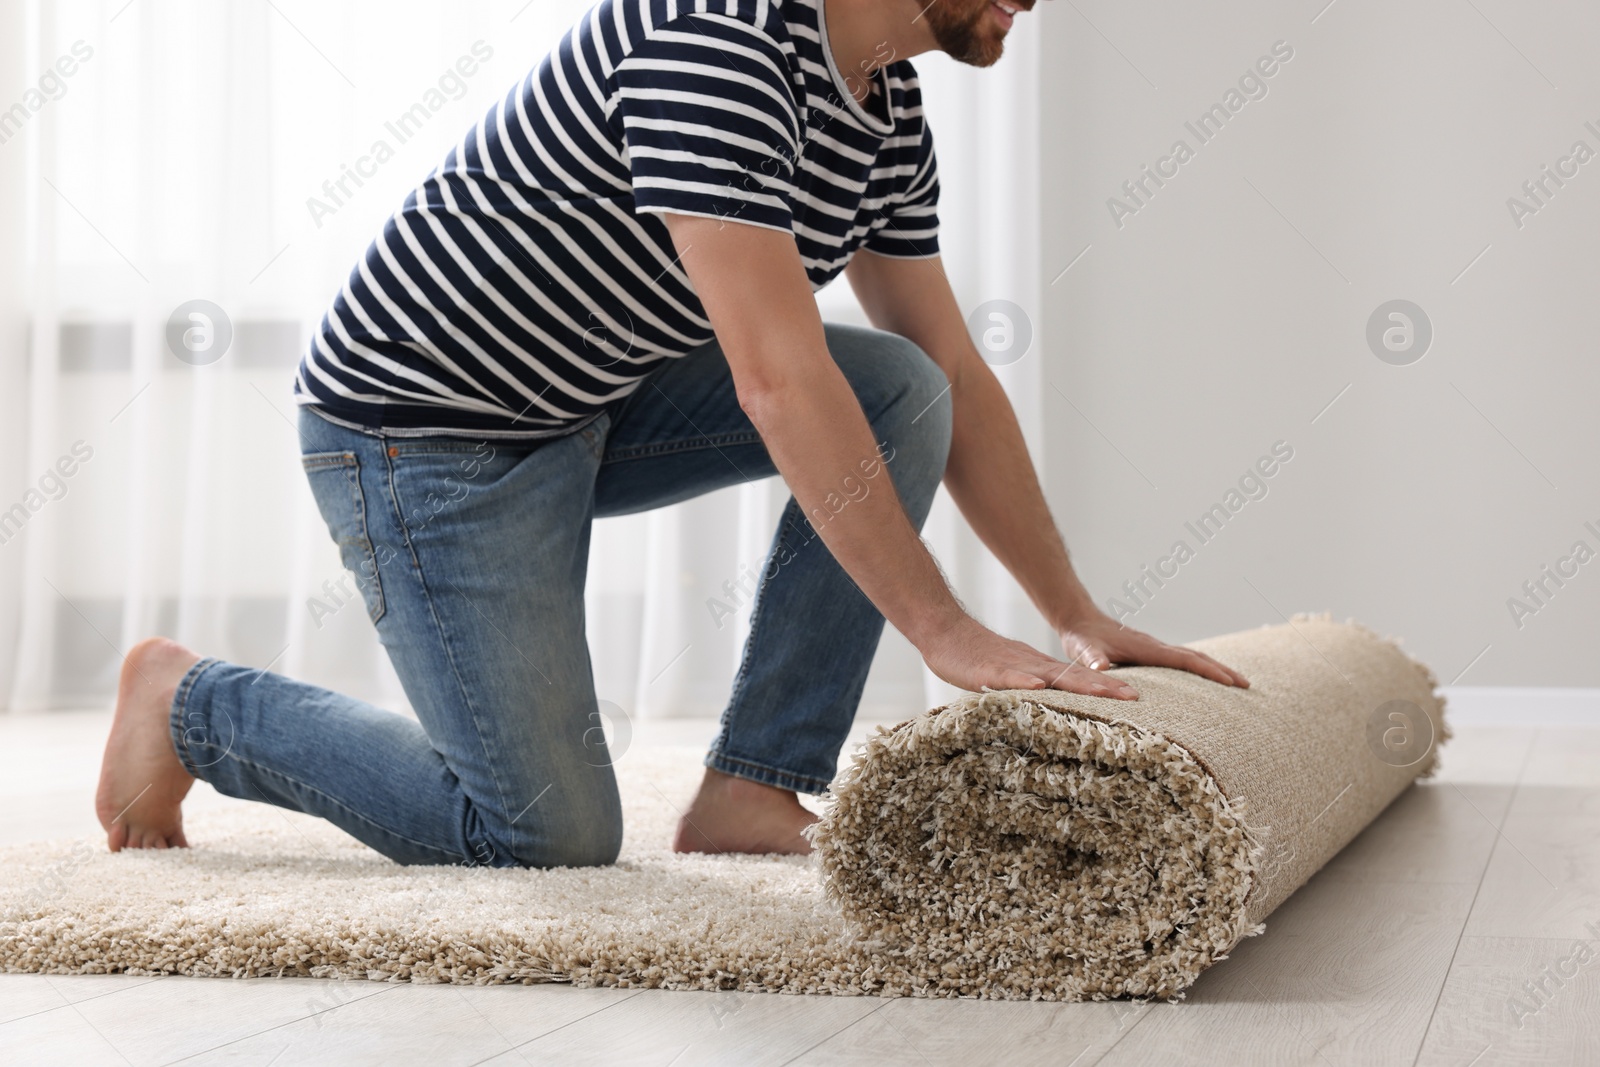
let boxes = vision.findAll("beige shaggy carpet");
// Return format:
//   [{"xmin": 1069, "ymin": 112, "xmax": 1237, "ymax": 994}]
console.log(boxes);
[
  {"xmin": 0, "ymin": 617, "xmax": 1444, "ymax": 1000},
  {"xmin": 813, "ymin": 616, "xmax": 1447, "ymax": 999}
]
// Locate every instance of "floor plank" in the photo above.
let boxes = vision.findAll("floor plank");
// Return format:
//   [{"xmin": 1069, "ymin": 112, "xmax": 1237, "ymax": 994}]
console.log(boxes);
[
  {"xmin": 1415, "ymin": 935, "xmax": 1600, "ymax": 1067},
  {"xmin": 496, "ymin": 988, "xmax": 882, "ymax": 1066},
  {"xmin": 1463, "ymin": 787, "xmax": 1600, "ymax": 941},
  {"xmin": 0, "ymin": 973, "xmax": 72, "ymax": 1028},
  {"xmin": 1095, "ymin": 878, "xmax": 1480, "ymax": 1067},
  {"xmin": 0, "ymin": 994, "xmax": 134, "ymax": 1067},
  {"xmin": 0, "ymin": 973, "xmax": 165, "ymax": 1026},
  {"xmin": 50, "ymin": 975, "xmax": 392, "ymax": 1066},
  {"xmin": 1520, "ymin": 728, "xmax": 1600, "ymax": 788},
  {"xmin": 429, "ymin": 983, "xmax": 646, "ymax": 1049},
  {"xmin": 179, "ymin": 981, "xmax": 640, "ymax": 1066},
  {"xmin": 1315, "ymin": 782, "xmax": 1511, "ymax": 886},
  {"xmin": 1431, "ymin": 726, "xmax": 1534, "ymax": 786},
  {"xmin": 787, "ymin": 996, "xmax": 1149, "ymax": 1067}
]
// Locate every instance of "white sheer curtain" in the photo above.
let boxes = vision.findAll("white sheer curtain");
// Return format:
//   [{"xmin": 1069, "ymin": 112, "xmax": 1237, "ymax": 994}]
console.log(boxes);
[{"xmin": 0, "ymin": 0, "xmax": 1046, "ymax": 721}]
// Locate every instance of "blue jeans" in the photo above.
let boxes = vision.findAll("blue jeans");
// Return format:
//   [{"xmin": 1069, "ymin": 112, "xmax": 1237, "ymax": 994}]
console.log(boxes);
[{"xmin": 171, "ymin": 324, "xmax": 952, "ymax": 867}]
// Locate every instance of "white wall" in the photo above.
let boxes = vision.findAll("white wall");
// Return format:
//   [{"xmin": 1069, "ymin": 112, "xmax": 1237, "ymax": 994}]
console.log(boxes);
[{"xmin": 1039, "ymin": 0, "xmax": 1600, "ymax": 686}]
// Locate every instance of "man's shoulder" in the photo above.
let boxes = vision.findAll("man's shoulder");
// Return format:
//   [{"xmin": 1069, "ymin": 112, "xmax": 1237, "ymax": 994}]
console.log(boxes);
[
  {"xmin": 605, "ymin": 0, "xmax": 803, "ymax": 104},
  {"xmin": 609, "ymin": 0, "xmax": 796, "ymax": 52}
]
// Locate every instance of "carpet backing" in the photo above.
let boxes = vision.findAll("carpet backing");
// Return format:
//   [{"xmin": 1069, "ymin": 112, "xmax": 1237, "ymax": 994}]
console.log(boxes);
[{"xmin": 0, "ymin": 617, "xmax": 1444, "ymax": 1000}]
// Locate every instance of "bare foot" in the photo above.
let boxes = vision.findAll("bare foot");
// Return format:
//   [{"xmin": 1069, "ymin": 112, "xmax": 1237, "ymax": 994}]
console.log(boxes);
[
  {"xmin": 95, "ymin": 637, "xmax": 203, "ymax": 852},
  {"xmin": 671, "ymin": 768, "xmax": 819, "ymax": 856}
]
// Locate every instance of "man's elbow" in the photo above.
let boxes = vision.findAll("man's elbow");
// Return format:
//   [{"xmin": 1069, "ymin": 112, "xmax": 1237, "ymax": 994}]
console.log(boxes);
[
  {"xmin": 944, "ymin": 345, "xmax": 970, "ymax": 391},
  {"xmin": 735, "ymin": 378, "xmax": 785, "ymax": 430},
  {"xmin": 735, "ymin": 366, "xmax": 831, "ymax": 431}
]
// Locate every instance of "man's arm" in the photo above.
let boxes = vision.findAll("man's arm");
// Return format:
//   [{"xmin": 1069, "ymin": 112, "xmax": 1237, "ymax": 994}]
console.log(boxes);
[
  {"xmin": 845, "ymin": 249, "xmax": 1248, "ymax": 690},
  {"xmin": 663, "ymin": 213, "xmax": 1141, "ymax": 698}
]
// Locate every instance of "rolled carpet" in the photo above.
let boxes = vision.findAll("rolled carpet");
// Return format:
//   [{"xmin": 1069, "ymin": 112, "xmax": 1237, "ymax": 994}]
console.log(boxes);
[{"xmin": 811, "ymin": 615, "xmax": 1447, "ymax": 1001}]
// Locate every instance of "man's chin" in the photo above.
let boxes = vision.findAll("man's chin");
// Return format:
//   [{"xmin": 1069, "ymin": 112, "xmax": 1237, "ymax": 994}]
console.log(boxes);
[
  {"xmin": 950, "ymin": 41, "xmax": 1005, "ymax": 68},
  {"xmin": 942, "ymin": 26, "xmax": 1008, "ymax": 68}
]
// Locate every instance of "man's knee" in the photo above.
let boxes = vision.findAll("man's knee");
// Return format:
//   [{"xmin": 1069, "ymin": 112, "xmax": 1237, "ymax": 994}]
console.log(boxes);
[
  {"xmin": 524, "ymin": 816, "xmax": 623, "ymax": 868},
  {"xmin": 868, "ymin": 332, "xmax": 951, "ymax": 442},
  {"xmin": 476, "ymin": 786, "xmax": 624, "ymax": 869},
  {"xmin": 860, "ymin": 333, "xmax": 951, "ymax": 502}
]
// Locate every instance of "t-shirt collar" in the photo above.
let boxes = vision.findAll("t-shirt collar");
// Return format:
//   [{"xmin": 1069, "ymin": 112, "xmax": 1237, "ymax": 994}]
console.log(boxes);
[{"xmin": 815, "ymin": 0, "xmax": 896, "ymax": 136}]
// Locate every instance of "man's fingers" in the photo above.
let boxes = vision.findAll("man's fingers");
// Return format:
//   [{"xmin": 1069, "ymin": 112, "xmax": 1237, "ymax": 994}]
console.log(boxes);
[
  {"xmin": 1179, "ymin": 650, "xmax": 1235, "ymax": 686},
  {"xmin": 1142, "ymin": 644, "xmax": 1241, "ymax": 687},
  {"xmin": 1057, "ymin": 624, "xmax": 1251, "ymax": 691},
  {"xmin": 1075, "ymin": 645, "xmax": 1114, "ymax": 672},
  {"xmin": 1039, "ymin": 661, "xmax": 1137, "ymax": 700},
  {"xmin": 1196, "ymin": 651, "xmax": 1251, "ymax": 688},
  {"xmin": 1181, "ymin": 648, "xmax": 1249, "ymax": 687}
]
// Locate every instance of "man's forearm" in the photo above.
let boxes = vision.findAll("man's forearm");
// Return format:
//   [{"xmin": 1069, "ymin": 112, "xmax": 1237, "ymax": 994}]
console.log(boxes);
[
  {"xmin": 942, "ymin": 356, "xmax": 1098, "ymax": 631},
  {"xmin": 843, "ymin": 252, "xmax": 1097, "ymax": 631},
  {"xmin": 663, "ymin": 214, "xmax": 965, "ymax": 647},
  {"xmin": 740, "ymin": 364, "xmax": 964, "ymax": 645}
]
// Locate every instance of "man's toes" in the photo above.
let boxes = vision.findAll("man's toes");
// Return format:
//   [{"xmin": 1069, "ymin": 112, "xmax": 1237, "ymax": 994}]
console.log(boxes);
[{"xmin": 106, "ymin": 824, "xmax": 127, "ymax": 852}]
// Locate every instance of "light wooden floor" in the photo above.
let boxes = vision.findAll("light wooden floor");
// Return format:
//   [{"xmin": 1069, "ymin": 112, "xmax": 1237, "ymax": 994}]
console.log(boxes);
[{"xmin": 2, "ymin": 711, "xmax": 1597, "ymax": 1066}]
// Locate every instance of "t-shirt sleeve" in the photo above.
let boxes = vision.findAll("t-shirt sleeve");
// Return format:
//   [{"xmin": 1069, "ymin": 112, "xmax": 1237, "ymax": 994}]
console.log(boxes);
[
  {"xmin": 613, "ymin": 14, "xmax": 801, "ymax": 235},
  {"xmin": 864, "ymin": 119, "xmax": 941, "ymax": 259}
]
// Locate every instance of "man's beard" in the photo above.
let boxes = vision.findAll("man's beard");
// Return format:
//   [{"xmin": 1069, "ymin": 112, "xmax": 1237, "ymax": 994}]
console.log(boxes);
[{"xmin": 925, "ymin": 0, "xmax": 1008, "ymax": 68}]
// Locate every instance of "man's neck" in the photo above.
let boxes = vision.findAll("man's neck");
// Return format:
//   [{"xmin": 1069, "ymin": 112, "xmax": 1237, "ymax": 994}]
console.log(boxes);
[{"xmin": 823, "ymin": 0, "xmax": 935, "ymax": 106}]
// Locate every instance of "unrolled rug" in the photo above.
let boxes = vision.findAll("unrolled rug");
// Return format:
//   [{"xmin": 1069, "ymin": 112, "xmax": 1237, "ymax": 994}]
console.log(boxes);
[{"xmin": 0, "ymin": 616, "xmax": 1443, "ymax": 1000}]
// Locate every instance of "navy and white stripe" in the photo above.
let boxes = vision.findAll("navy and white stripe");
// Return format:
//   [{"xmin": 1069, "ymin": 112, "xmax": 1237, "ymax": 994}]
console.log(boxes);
[{"xmin": 295, "ymin": 0, "xmax": 940, "ymax": 438}]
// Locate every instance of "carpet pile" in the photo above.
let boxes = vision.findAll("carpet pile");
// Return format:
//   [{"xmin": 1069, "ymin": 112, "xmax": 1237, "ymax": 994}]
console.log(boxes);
[{"xmin": 813, "ymin": 615, "xmax": 1447, "ymax": 998}]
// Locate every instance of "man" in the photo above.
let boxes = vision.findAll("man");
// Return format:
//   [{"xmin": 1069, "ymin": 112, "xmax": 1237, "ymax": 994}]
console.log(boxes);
[{"xmin": 96, "ymin": 0, "xmax": 1247, "ymax": 864}]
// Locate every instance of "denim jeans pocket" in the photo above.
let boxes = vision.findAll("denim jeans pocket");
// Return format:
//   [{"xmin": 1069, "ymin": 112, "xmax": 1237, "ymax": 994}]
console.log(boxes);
[{"xmin": 301, "ymin": 450, "xmax": 386, "ymax": 625}]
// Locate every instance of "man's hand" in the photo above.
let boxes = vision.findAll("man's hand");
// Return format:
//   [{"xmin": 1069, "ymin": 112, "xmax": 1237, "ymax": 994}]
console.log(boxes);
[
  {"xmin": 1056, "ymin": 608, "xmax": 1251, "ymax": 698},
  {"xmin": 919, "ymin": 613, "xmax": 1140, "ymax": 699},
  {"xmin": 918, "ymin": 608, "xmax": 1251, "ymax": 701}
]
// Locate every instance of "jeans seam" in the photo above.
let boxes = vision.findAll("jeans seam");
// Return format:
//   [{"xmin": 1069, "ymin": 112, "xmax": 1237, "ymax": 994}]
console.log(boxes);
[
  {"xmin": 386, "ymin": 442, "xmax": 507, "ymax": 457},
  {"xmin": 170, "ymin": 659, "xmax": 465, "ymax": 861},
  {"xmin": 302, "ymin": 451, "xmax": 387, "ymax": 625},
  {"xmin": 722, "ymin": 498, "xmax": 811, "ymax": 705},
  {"xmin": 602, "ymin": 432, "xmax": 763, "ymax": 464},
  {"xmin": 170, "ymin": 656, "xmax": 224, "ymax": 777},
  {"xmin": 300, "ymin": 453, "xmax": 358, "ymax": 472},
  {"xmin": 707, "ymin": 752, "xmax": 832, "ymax": 794},
  {"xmin": 224, "ymin": 755, "xmax": 466, "ymax": 863},
  {"xmin": 379, "ymin": 437, "xmax": 521, "ymax": 863},
  {"xmin": 713, "ymin": 501, "xmax": 818, "ymax": 788},
  {"xmin": 303, "ymin": 398, "xmax": 601, "ymax": 443},
  {"xmin": 344, "ymin": 459, "xmax": 387, "ymax": 625},
  {"xmin": 714, "ymin": 528, "xmax": 780, "ymax": 772}
]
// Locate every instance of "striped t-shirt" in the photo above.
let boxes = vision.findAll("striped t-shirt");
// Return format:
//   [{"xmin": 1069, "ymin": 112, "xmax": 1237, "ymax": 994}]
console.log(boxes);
[{"xmin": 295, "ymin": 0, "xmax": 941, "ymax": 438}]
